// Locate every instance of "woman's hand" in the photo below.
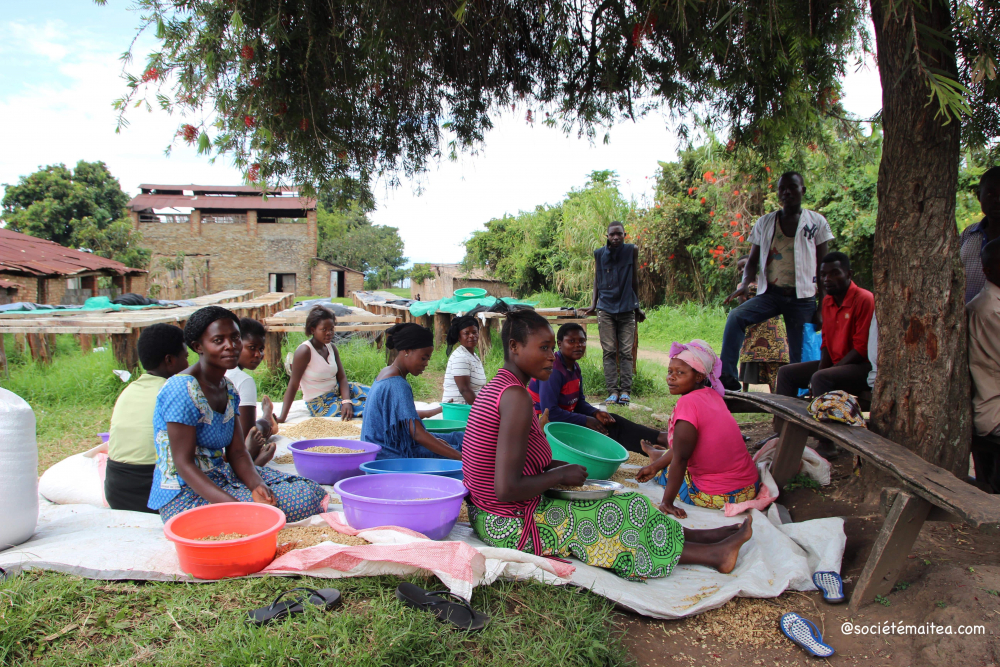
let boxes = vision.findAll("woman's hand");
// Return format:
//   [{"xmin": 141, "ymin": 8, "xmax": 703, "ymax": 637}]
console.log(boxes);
[
  {"xmin": 635, "ymin": 465, "xmax": 658, "ymax": 484},
  {"xmin": 537, "ymin": 409, "xmax": 551, "ymax": 428},
  {"xmin": 658, "ymin": 499, "xmax": 687, "ymax": 519},
  {"xmin": 585, "ymin": 416, "xmax": 609, "ymax": 434},
  {"xmin": 556, "ymin": 464, "xmax": 588, "ymax": 487},
  {"xmin": 341, "ymin": 400, "xmax": 354, "ymax": 422},
  {"xmin": 594, "ymin": 411, "xmax": 615, "ymax": 426},
  {"xmin": 252, "ymin": 484, "xmax": 276, "ymax": 505},
  {"xmin": 273, "ymin": 413, "xmax": 286, "ymax": 424}
]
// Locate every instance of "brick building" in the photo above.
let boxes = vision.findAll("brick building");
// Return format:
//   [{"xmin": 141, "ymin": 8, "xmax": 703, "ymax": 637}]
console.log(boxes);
[
  {"xmin": 411, "ymin": 264, "xmax": 514, "ymax": 301},
  {"xmin": 0, "ymin": 228, "xmax": 146, "ymax": 305},
  {"xmin": 127, "ymin": 184, "xmax": 364, "ymax": 299}
]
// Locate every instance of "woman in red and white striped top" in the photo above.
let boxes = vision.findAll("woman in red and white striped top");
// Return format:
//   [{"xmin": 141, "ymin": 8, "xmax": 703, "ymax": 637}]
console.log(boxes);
[{"xmin": 462, "ymin": 311, "xmax": 753, "ymax": 580}]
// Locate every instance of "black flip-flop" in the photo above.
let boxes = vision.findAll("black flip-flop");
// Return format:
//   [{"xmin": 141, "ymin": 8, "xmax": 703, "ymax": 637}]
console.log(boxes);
[
  {"xmin": 247, "ymin": 587, "xmax": 341, "ymax": 625},
  {"xmin": 395, "ymin": 582, "xmax": 489, "ymax": 631}
]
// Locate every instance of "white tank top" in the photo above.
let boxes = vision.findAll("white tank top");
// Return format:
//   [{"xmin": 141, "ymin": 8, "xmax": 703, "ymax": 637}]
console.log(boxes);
[{"xmin": 297, "ymin": 341, "xmax": 338, "ymax": 400}]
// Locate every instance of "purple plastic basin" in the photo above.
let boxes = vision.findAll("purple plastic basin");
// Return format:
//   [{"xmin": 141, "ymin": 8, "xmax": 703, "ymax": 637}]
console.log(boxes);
[
  {"xmin": 334, "ymin": 473, "xmax": 468, "ymax": 540},
  {"xmin": 98, "ymin": 432, "xmax": 110, "ymax": 443},
  {"xmin": 289, "ymin": 439, "xmax": 381, "ymax": 485}
]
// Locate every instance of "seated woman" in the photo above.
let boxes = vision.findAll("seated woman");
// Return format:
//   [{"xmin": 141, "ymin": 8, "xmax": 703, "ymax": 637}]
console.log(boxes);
[
  {"xmin": 225, "ymin": 317, "xmax": 277, "ymax": 466},
  {"xmin": 463, "ymin": 311, "xmax": 752, "ymax": 580},
  {"xmin": 105, "ymin": 323, "xmax": 190, "ymax": 513},
  {"xmin": 441, "ymin": 316, "xmax": 487, "ymax": 405},
  {"xmin": 147, "ymin": 306, "xmax": 328, "ymax": 523},
  {"xmin": 361, "ymin": 323, "xmax": 463, "ymax": 460},
  {"xmin": 528, "ymin": 323, "xmax": 669, "ymax": 454},
  {"xmin": 276, "ymin": 306, "xmax": 369, "ymax": 423},
  {"xmin": 636, "ymin": 341, "xmax": 761, "ymax": 517}
]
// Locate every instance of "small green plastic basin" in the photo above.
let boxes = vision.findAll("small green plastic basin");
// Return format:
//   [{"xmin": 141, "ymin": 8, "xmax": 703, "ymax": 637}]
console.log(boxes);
[
  {"xmin": 440, "ymin": 402, "xmax": 472, "ymax": 423},
  {"xmin": 454, "ymin": 287, "xmax": 487, "ymax": 300},
  {"xmin": 422, "ymin": 419, "xmax": 467, "ymax": 433},
  {"xmin": 543, "ymin": 422, "xmax": 628, "ymax": 480}
]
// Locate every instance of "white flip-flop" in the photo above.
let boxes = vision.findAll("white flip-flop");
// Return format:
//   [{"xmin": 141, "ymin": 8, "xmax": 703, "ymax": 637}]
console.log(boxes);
[
  {"xmin": 780, "ymin": 613, "xmax": 835, "ymax": 658},
  {"xmin": 812, "ymin": 571, "xmax": 845, "ymax": 604}
]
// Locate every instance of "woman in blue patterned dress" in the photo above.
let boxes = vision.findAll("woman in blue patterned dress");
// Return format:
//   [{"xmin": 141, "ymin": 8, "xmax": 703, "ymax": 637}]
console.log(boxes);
[{"xmin": 147, "ymin": 306, "xmax": 328, "ymax": 523}]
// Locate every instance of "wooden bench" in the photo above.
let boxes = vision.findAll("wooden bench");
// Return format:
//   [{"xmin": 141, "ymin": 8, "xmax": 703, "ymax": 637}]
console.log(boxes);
[{"xmin": 724, "ymin": 390, "xmax": 1000, "ymax": 611}]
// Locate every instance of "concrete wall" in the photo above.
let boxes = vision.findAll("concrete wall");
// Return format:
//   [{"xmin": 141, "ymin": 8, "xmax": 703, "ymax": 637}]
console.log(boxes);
[{"xmin": 142, "ymin": 217, "xmax": 318, "ymax": 298}]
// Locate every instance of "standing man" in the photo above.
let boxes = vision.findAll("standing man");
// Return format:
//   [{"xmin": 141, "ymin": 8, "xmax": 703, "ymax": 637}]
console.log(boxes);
[
  {"xmin": 774, "ymin": 252, "xmax": 874, "ymax": 399},
  {"xmin": 584, "ymin": 221, "xmax": 645, "ymax": 405},
  {"xmin": 720, "ymin": 172, "xmax": 833, "ymax": 390},
  {"xmin": 960, "ymin": 167, "xmax": 1000, "ymax": 303}
]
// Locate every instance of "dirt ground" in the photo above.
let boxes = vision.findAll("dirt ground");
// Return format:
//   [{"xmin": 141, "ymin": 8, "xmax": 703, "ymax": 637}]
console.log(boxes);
[{"xmin": 619, "ymin": 424, "xmax": 1000, "ymax": 667}]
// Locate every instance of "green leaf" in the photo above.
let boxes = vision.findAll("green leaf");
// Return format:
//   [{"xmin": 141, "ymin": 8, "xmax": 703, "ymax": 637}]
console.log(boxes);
[
  {"xmin": 231, "ymin": 10, "xmax": 244, "ymax": 32},
  {"xmin": 453, "ymin": 1, "xmax": 467, "ymax": 23},
  {"xmin": 197, "ymin": 131, "xmax": 212, "ymax": 154}
]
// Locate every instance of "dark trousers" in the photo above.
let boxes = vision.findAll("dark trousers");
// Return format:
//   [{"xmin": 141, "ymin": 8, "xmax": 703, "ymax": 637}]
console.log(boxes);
[
  {"xmin": 104, "ymin": 459, "xmax": 158, "ymax": 513},
  {"xmin": 597, "ymin": 310, "xmax": 636, "ymax": 394},
  {"xmin": 604, "ymin": 414, "xmax": 661, "ymax": 454},
  {"xmin": 775, "ymin": 360, "xmax": 872, "ymax": 399},
  {"xmin": 971, "ymin": 434, "xmax": 1000, "ymax": 492},
  {"xmin": 721, "ymin": 291, "xmax": 817, "ymax": 379}
]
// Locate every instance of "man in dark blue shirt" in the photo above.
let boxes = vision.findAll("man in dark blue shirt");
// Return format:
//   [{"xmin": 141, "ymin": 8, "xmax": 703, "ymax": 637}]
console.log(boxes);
[{"xmin": 584, "ymin": 221, "xmax": 645, "ymax": 405}]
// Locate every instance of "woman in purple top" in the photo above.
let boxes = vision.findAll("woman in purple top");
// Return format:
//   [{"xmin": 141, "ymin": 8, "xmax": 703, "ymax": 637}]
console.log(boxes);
[{"xmin": 527, "ymin": 323, "xmax": 670, "ymax": 454}]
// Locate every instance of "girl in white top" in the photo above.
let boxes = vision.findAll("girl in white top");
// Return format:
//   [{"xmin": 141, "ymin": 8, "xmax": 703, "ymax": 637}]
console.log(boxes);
[
  {"xmin": 275, "ymin": 306, "xmax": 370, "ymax": 422},
  {"xmin": 442, "ymin": 315, "xmax": 488, "ymax": 404}
]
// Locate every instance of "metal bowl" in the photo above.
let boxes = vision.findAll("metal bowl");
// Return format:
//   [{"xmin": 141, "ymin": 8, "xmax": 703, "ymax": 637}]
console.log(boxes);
[{"xmin": 544, "ymin": 479, "xmax": 624, "ymax": 501}]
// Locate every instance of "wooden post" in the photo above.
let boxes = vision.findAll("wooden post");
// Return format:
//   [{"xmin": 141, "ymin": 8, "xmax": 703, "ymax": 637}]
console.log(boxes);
[
  {"xmin": 26, "ymin": 333, "xmax": 50, "ymax": 364},
  {"xmin": 14, "ymin": 333, "xmax": 26, "ymax": 355},
  {"xmin": 46, "ymin": 334, "xmax": 56, "ymax": 355},
  {"xmin": 78, "ymin": 334, "xmax": 93, "ymax": 354},
  {"xmin": 0, "ymin": 333, "xmax": 7, "ymax": 378},
  {"xmin": 769, "ymin": 419, "xmax": 811, "ymax": 488},
  {"xmin": 265, "ymin": 331, "xmax": 287, "ymax": 373},
  {"xmin": 477, "ymin": 317, "xmax": 494, "ymax": 358},
  {"xmin": 434, "ymin": 312, "xmax": 450, "ymax": 349},
  {"xmin": 848, "ymin": 490, "xmax": 932, "ymax": 611},
  {"xmin": 111, "ymin": 329, "xmax": 141, "ymax": 372}
]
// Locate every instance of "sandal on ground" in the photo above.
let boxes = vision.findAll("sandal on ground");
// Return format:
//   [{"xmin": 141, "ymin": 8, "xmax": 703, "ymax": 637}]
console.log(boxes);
[
  {"xmin": 812, "ymin": 571, "xmax": 845, "ymax": 604},
  {"xmin": 395, "ymin": 582, "xmax": 489, "ymax": 631},
  {"xmin": 247, "ymin": 587, "xmax": 341, "ymax": 625},
  {"xmin": 605, "ymin": 393, "xmax": 619, "ymax": 405},
  {"xmin": 618, "ymin": 393, "xmax": 631, "ymax": 405},
  {"xmin": 780, "ymin": 612, "xmax": 835, "ymax": 658}
]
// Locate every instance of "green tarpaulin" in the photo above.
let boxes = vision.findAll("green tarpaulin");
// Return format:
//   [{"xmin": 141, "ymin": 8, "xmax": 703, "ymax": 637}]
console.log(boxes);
[{"xmin": 409, "ymin": 296, "xmax": 535, "ymax": 317}]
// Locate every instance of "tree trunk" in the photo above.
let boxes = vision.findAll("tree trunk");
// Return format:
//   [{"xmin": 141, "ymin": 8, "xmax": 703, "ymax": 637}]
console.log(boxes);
[{"xmin": 869, "ymin": 0, "xmax": 969, "ymax": 477}]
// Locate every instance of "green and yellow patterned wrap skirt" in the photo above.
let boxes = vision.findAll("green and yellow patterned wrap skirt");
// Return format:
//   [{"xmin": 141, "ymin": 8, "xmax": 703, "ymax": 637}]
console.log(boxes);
[{"xmin": 469, "ymin": 492, "xmax": 684, "ymax": 581}]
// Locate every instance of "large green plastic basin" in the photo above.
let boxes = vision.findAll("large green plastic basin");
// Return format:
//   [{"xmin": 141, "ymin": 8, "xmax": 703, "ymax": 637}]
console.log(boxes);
[
  {"xmin": 543, "ymin": 422, "xmax": 628, "ymax": 480},
  {"xmin": 422, "ymin": 419, "xmax": 467, "ymax": 433},
  {"xmin": 440, "ymin": 402, "xmax": 472, "ymax": 423},
  {"xmin": 454, "ymin": 287, "xmax": 487, "ymax": 300}
]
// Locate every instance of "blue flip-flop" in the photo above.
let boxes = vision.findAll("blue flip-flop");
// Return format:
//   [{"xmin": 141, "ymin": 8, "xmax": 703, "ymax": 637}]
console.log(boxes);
[
  {"xmin": 618, "ymin": 392, "xmax": 631, "ymax": 405},
  {"xmin": 780, "ymin": 613, "xmax": 835, "ymax": 658},
  {"xmin": 812, "ymin": 571, "xmax": 845, "ymax": 604}
]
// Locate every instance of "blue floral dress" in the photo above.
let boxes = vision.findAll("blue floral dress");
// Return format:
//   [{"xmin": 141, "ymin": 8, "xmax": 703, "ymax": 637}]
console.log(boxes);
[{"xmin": 148, "ymin": 374, "xmax": 327, "ymax": 522}]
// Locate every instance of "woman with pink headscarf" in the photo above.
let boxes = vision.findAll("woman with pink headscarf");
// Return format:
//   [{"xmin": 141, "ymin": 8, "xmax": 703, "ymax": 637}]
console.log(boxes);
[{"xmin": 636, "ymin": 340, "xmax": 760, "ymax": 518}]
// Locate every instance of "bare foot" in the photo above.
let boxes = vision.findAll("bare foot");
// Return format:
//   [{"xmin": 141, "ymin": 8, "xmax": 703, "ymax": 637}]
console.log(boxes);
[
  {"xmin": 716, "ymin": 516, "xmax": 753, "ymax": 574},
  {"xmin": 261, "ymin": 395, "xmax": 279, "ymax": 435},
  {"xmin": 683, "ymin": 523, "xmax": 742, "ymax": 544},
  {"xmin": 640, "ymin": 439, "xmax": 667, "ymax": 459}
]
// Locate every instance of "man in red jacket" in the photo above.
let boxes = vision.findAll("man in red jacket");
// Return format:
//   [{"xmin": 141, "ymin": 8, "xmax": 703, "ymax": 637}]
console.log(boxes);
[{"xmin": 775, "ymin": 252, "xmax": 874, "ymax": 400}]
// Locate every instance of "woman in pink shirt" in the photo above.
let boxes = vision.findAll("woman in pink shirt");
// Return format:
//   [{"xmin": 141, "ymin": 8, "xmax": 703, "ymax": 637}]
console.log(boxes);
[
  {"xmin": 463, "ymin": 313, "xmax": 753, "ymax": 580},
  {"xmin": 637, "ymin": 340, "xmax": 760, "ymax": 517}
]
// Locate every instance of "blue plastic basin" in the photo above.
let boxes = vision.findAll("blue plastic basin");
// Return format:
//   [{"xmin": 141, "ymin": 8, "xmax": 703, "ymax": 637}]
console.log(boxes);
[{"xmin": 360, "ymin": 458, "xmax": 464, "ymax": 480}]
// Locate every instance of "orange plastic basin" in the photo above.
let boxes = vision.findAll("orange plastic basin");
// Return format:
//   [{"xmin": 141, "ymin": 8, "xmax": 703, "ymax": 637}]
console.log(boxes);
[{"xmin": 163, "ymin": 502, "xmax": 286, "ymax": 579}]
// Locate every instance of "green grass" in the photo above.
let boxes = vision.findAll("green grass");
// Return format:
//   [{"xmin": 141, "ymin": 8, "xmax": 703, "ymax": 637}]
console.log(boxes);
[
  {"xmin": 294, "ymin": 295, "xmax": 355, "ymax": 306},
  {"xmin": 638, "ymin": 302, "xmax": 726, "ymax": 353},
  {"xmin": 0, "ymin": 571, "xmax": 628, "ymax": 667},
  {"xmin": 381, "ymin": 287, "xmax": 412, "ymax": 299}
]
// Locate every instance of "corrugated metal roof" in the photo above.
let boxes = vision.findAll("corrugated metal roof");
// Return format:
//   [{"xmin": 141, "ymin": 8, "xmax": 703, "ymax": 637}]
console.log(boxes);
[
  {"xmin": 139, "ymin": 184, "xmax": 298, "ymax": 195},
  {"xmin": 314, "ymin": 258, "xmax": 365, "ymax": 275},
  {"xmin": 129, "ymin": 191, "xmax": 316, "ymax": 212},
  {"xmin": 0, "ymin": 228, "xmax": 145, "ymax": 277}
]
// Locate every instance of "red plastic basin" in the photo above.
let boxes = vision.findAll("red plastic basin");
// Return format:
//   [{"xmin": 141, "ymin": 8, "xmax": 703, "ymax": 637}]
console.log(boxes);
[{"xmin": 163, "ymin": 502, "xmax": 286, "ymax": 579}]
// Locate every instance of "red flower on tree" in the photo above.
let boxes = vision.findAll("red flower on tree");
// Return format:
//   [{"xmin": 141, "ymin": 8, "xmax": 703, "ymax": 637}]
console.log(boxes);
[
  {"xmin": 248, "ymin": 163, "xmax": 260, "ymax": 181},
  {"xmin": 244, "ymin": 115, "xmax": 256, "ymax": 128},
  {"xmin": 251, "ymin": 77, "xmax": 262, "ymax": 88},
  {"xmin": 241, "ymin": 45, "xmax": 255, "ymax": 61},
  {"xmin": 141, "ymin": 67, "xmax": 160, "ymax": 83},
  {"xmin": 177, "ymin": 124, "xmax": 198, "ymax": 144},
  {"xmin": 299, "ymin": 118, "xmax": 310, "ymax": 131}
]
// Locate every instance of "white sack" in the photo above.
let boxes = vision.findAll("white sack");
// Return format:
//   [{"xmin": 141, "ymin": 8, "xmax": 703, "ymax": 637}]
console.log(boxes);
[
  {"xmin": 38, "ymin": 443, "xmax": 108, "ymax": 508},
  {"xmin": 0, "ymin": 388, "xmax": 39, "ymax": 549}
]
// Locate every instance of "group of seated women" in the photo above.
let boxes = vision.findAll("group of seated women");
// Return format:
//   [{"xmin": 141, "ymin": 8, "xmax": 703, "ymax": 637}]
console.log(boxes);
[{"xmin": 102, "ymin": 302, "xmax": 757, "ymax": 581}]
